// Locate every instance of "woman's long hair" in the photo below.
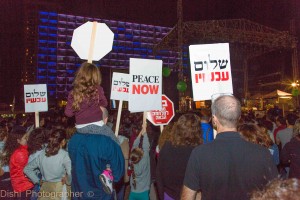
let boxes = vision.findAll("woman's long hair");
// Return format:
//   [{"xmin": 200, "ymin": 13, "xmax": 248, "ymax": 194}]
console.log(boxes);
[
  {"xmin": 45, "ymin": 129, "xmax": 66, "ymax": 157},
  {"xmin": 2, "ymin": 129, "xmax": 27, "ymax": 165},
  {"xmin": 71, "ymin": 62, "xmax": 102, "ymax": 111},
  {"xmin": 130, "ymin": 147, "xmax": 144, "ymax": 189},
  {"xmin": 293, "ymin": 118, "xmax": 300, "ymax": 138},
  {"xmin": 239, "ymin": 123, "xmax": 273, "ymax": 148},
  {"xmin": 27, "ymin": 128, "xmax": 47, "ymax": 155},
  {"xmin": 171, "ymin": 113, "xmax": 202, "ymax": 146},
  {"xmin": 158, "ymin": 122, "xmax": 174, "ymax": 150}
]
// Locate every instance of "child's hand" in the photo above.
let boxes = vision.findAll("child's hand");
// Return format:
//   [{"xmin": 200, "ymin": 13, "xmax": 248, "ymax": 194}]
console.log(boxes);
[{"xmin": 139, "ymin": 122, "xmax": 147, "ymax": 136}]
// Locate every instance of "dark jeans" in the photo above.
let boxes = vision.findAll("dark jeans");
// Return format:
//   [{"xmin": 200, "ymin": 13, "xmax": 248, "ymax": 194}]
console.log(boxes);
[
  {"xmin": 0, "ymin": 172, "xmax": 13, "ymax": 191},
  {"xmin": 13, "ymin": 190, "xmax": 33, "ymax": 200}
]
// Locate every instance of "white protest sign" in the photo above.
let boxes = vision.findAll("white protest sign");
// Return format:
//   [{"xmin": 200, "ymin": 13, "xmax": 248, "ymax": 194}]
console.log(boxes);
[
  {"xmin": 71, "ymin": 21, "xmax": 114, "ymax": 63},
  {"xmin": 110, "ymin": 72, "xmax": 129, "ymax": 101},
  {"xmin": 110, "ymin": 72, "xmax": 129, "ymax": 136},
  {"xmin": 189, "ymin": 43, "xmax": 233, "ymax": 101},
  {"xmin": 129, "ymin": 58, "xmax": 162, "ymax": 112},
  {"xmin": 24, "ymin": 84, "xmax": 48, "ymax": 113}
]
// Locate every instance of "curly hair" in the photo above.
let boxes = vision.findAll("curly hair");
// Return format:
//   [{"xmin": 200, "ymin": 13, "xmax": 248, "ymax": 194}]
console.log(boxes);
[
  {"xmin": 2, "ymin": 129, "xmax": 27, "ymax": 165},
  {"xmin": 293, "ymin": 118, "xmax": 300, "ymax": 138},
  {"xmin": 130, "ymin": 147, "xmax": 144, "ymax": 190},
  {"xmin": 27, "ymin": 128, "xmax": 47, "ymax": 155},
  {"xmin": 45, "ymin": 129, "xmax": 66, "ymax": 157},
  {"xmin": 130, "ymin": 147, "xmax": 144, "ymax": 164},
  {"xmin": 71, "ymin": 62, "xmax": 102, "ymax": 111},
  {"xmin": 251, "ymin": 178, "xmax": 300, "ymax": 200},
  {"xmin": 158, "ymin": 122, "xmax": 174, "ymax": 150},
  {"xmin": 171, "ymin": 113, "xmax": 202, "ymax": 146},
  {"xmin": 238, "ymin": 123, "xmax": 273, "ymax": 148}
]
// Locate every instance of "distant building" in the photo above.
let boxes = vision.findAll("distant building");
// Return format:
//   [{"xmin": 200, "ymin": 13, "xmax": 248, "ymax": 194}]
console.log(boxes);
[{"xmin": 1, "ymin": 1, "xmax": 180, "ymax": 108}]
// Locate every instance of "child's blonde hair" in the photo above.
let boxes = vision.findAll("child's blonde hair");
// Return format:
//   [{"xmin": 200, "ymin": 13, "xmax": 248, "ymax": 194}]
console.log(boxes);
[{"xmin": 71, "ymin": 62, "xmax": 102, "ymax": 111}]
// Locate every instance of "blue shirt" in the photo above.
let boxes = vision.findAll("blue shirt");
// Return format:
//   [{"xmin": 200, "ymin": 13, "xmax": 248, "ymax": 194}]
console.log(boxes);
[
  {"xmin": 68, "ymin": 125, "xmax": 124, "ymax": 200},
  {"xmin": 201, "ymin": 122, "xmax": 214, "ymax": 143}
]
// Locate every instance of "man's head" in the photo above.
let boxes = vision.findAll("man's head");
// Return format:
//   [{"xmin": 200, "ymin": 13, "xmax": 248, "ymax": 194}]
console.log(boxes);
[
  {"xmin": 199, "ymin": 109, "xmax": 212, "ymax": 123},
  {"xmin": 211, "ymin": 95, "xmax": 241, "ymax": 131},
  {"xmin": 286, "ymin": 113, "xmax": 298, "ymax": 126},
  {"xmin": 275, "ymin": 115, "xmax": 286, "ymax": 127}
]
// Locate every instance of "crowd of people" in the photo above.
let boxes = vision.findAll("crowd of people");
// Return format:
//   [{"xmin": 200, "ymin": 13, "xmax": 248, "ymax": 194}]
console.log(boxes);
[{"xmin": 0, "ymin": 62, "xmax": 300, "ymax": 200}]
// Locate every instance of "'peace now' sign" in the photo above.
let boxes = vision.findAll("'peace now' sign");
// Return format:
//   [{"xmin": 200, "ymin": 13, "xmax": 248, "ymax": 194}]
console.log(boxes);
[
  {"xmin": 129, "ymin": 58, "xmax": 162, "ymax": 112},
  {"xmin": 189, "ymin": 43, "xmax": 233, "ymax": 101}
]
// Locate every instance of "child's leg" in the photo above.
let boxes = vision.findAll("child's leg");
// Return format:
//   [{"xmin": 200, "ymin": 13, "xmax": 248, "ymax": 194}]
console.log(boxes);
[
  {"xmin": 129, "ymin": 191, "xmax": 149, "ymax": 200},
  {"xmin": 100, "ymin": 164, "xmax": 114, "ymax": 194}
]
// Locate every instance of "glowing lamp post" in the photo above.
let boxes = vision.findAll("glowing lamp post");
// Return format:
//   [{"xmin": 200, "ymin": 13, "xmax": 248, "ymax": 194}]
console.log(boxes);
[{"xmin": 292, "ymin": 80, "xmax": 299, "ymax": 107}]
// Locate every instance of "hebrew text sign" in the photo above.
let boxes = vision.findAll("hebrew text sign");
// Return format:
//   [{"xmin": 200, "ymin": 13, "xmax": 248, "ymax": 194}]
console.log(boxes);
[
  {"xmin": 189, "ymin": 43, "xmax": 233, "ymax": 101},
  {"xmin": 110, "ymin": 72, "xmax": 129, "ymax": 101},
  {"xmin": 24, "ymin": 84, "xmax": 48, "ymax": 113}
]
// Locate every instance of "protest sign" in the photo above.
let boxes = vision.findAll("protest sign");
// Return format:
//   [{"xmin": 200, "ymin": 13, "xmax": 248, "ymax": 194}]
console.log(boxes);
[
  {"xmin": 129, "ymin": 58, "xmax": 162, "ymax": 112},
  {"xmin": 24, "ymin": 84, "xmax": 48, "ymax": 128},
  {"xmin": 189, "ymin": 43, "xmax": 233, "ymax": 101}
]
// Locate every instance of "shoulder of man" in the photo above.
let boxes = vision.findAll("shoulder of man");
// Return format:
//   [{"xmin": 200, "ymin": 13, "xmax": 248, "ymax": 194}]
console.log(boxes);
[{"xmin": 101, "ymin": 124, "xmax": 120, "ymax": 144}]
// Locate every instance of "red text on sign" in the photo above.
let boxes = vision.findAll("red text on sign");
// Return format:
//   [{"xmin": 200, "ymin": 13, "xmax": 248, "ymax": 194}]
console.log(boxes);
[
  {"xmin": 26, "ymin": 97, "xmax": 46, "ymax": 103},
  {"xmin": 132, "ymin": 84, "xmax": 159, "ymax": 94}
]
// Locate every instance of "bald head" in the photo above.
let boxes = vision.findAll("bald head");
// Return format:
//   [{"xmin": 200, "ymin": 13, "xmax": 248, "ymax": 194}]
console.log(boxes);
[{"xmin": 211, "ymin": 95, "xmax": 241, "ymax": 128}]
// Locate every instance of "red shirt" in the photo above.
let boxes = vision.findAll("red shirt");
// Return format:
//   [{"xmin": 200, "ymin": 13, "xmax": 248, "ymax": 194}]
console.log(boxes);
[
  {"xmin": 9, "ymin": 145, "xmax": 34, "ymax": 192},
  {"xmin": 65, "ymin": 85, "xmax": 108, "ymax": 125}
]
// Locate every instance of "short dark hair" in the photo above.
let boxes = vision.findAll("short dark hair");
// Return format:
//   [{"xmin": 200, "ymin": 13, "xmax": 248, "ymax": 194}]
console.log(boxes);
[
  {"xmin": 286, "ymin": 114, "xmax": 298, "ymax": 126},
  {"xmin": 199, "ymin": 109, "xmax": 211, "ymax": 121},
  {"xmin": 276, "ymin": 116, "xmax": 286, "ymax": 126}
]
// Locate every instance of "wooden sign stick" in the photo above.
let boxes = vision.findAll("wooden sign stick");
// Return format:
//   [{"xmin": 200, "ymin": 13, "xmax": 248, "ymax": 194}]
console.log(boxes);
[
  {"xmin": 115, "ymin": 100, "xmax": 123, "ymax": 137},
  {"xmin": 160, "ymin": 125, "xmax": 164, "ymax": 133},
  {"xmin": 35, "ymin": 111, "xmax": 40, "ymax": 128},
  {"xmin": 87, "ymin": 21, "xmax": 98, "ymax": 63}
]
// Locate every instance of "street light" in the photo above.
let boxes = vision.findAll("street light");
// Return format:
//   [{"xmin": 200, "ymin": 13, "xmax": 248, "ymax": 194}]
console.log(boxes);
[
  {"xmin": 291, "ymin": 80, "xmax": 299, "ymax": 108},
  {"xmin": 292, "ymin": 81, "xmax": 299, "ymax": 87}
]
